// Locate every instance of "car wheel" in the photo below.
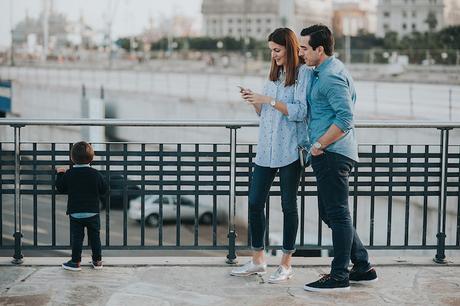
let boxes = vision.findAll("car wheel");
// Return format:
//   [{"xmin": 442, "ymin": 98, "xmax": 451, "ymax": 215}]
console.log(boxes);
[
  {"xmin": 199, "ymin": 213, "xmax": 213, "ymax": 225},
  {"xmin": 146, "ymin": 214, "xmax": 159, "ymax": 227}
]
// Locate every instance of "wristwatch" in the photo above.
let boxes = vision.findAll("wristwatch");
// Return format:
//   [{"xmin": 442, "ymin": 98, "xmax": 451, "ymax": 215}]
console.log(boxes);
[
  {"xmin": 313, "ymin": 142, "xmax": 323, "ymax": 150},
  {"xmin": 270, "ymin": 99, "xmax": 276, "ymax": 107}
]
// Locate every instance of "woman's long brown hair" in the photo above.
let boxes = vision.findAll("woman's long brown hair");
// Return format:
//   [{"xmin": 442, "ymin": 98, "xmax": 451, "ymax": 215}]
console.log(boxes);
[{"xmin": 268, "ymin": 28, "xmax": 300, "ymax": 87}]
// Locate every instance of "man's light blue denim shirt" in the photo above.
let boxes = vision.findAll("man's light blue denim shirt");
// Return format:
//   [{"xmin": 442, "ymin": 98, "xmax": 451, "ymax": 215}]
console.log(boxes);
[
  {"xmin": 255, "ymin": 65, "xmax": 312, "ymax": 168},
  {"xmin": 307, "ymin": 57, "xmax": 359, "ymax": 162}
]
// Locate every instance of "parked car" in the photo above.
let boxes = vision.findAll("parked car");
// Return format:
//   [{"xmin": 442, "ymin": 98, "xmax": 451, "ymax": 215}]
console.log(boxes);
[
  {"xmin": 128, "ymin": 195, "xmax": 225, "ymax": 227},
  {"xmin": 100, "ymin": 175, "xmax": 141, "ymax": 209}
]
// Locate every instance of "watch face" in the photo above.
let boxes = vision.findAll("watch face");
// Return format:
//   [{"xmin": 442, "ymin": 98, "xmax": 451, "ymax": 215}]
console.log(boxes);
[{"xmin": 314, "ymin": 142, "xmax": 321, "ymax": 149}]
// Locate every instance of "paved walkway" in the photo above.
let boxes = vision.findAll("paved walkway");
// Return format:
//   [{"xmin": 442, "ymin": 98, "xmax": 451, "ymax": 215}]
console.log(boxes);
[{"xmin": 0, "ymin": 257, "xmax": 459, "ymax": 306}]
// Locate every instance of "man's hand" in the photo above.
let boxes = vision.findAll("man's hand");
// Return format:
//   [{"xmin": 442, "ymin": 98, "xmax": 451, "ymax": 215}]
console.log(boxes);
[
  {"xmin": 310, "ymin": 147, "xmax": 324, "ymax": 156},
  {"xmin": 56, "ymin": 168, "xmax": 67, "ymax": 173}
]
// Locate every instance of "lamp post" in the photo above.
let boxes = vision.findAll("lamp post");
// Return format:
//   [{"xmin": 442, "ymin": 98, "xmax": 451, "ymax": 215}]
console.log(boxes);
[{"xmin": 9, "ymin": 0, "xmax": 15, "ymax": 66}]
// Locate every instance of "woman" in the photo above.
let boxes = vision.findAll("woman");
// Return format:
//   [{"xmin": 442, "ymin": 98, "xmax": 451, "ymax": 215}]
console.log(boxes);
[{"xmin": 230, "ymin": 28, "xmax": 311, "ymax": 283}]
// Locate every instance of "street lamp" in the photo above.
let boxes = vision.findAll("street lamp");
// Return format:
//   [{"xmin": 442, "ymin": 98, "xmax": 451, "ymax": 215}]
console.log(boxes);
[{"xmin": 9, "ymin": 0, "xmax": 15, "ymax": 66}]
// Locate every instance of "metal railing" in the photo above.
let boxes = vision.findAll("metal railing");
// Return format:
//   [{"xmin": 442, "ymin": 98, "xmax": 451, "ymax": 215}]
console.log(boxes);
[{"xmin": 0, "ymin": 119, "xmax": 459, "ymax": 265}]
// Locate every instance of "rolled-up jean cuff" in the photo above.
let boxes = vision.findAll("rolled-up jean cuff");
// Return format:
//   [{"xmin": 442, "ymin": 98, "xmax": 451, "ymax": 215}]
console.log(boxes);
[
  {"xmin": 282, "ymin": 248, "xmax": 296, "ymax": 254},
  {"xmin": 251, "ymin": 246, "xmax": 264, "ymax": 251}
]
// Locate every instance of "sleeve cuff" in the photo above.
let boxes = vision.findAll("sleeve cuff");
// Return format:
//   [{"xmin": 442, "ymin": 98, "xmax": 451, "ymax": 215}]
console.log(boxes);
[{"xmin": 333, "ymin": 119, "xmax": 352, "ymax": 132}]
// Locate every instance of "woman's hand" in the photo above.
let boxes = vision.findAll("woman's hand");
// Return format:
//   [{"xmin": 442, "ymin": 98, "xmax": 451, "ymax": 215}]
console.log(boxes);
[{"xmin": 242, "ymin": 90, "xmax": 271, "ymax": 105}]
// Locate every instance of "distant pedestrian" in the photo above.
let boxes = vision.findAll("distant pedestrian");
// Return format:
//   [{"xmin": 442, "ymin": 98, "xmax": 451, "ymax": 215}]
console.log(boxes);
[{"xmin": 56, "ymin": 141, "xmax": 108, "ymax": 271}]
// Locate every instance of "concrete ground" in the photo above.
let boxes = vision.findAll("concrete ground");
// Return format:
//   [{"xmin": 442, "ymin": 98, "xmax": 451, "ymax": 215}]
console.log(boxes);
[{"xmin": 0, "ymin": 257, "xmax": 459, "ymax": 306}]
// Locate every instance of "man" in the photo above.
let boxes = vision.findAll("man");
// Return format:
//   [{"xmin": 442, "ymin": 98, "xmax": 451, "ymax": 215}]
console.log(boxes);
[{"xmin": 298, "ymin": 25, "xmax": 377, "ymax": 292}]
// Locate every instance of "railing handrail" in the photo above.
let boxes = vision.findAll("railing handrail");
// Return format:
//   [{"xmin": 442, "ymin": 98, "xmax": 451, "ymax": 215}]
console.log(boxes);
[{"xmin": 1, "ymin": 118, "xmax": 460, "ymax": 129}]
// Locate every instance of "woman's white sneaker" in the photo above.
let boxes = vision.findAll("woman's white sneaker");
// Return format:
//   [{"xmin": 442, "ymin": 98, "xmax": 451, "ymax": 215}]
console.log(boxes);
[
  {"xmin": 230, "ymin": 260, "xmax": 267, "ymax": 276},
  {"xmin": 268, "ymin": 265, "xmax": 293, "ymax": 284}
]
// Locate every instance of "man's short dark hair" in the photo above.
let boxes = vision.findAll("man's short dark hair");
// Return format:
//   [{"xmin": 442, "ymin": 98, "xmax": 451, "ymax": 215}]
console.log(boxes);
[
  {"xmin": 71, "ymin": 141, "xmax": 94, "ymax": 164},
  {"xmin": 300, "ymin": 24, "xmax": 334, "ymax": 56}
]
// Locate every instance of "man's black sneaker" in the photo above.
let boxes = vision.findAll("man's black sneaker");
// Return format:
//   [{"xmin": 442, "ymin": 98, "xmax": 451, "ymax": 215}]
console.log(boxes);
[
  {"xmin": 62, "ymin": 260, "xmax": 81, "ymax": 271},
  {"xmin": 304, "ymin": 274, "xmax": 350, "ymax": 292},
  {"xmin": 349, "ymin": 267, "xmax": 378, "ymax": 283}
]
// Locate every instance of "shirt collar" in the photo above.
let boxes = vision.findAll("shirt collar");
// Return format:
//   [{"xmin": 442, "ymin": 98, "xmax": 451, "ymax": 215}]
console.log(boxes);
[
  {"xmin": 313, "ymin": 56, "xmax": 334, "ymax": 77},
  {"xmin": 73, "ymin": 164, "xmax": 90, "ymax": 168}
]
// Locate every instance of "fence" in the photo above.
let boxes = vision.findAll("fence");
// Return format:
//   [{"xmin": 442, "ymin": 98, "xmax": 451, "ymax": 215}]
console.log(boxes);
[{"xmin": 0, "ymin": 119, "xmax": 459, "ymax": 265}]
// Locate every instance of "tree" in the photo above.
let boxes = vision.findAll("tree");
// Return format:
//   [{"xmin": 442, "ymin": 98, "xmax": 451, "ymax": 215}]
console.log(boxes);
[
  {"xmin": 425, "ymin": 11, "xmax": 438, "ymax": 32},
  {"xmin": 438, "ymin": 26, "xmax": 460, "ymax": 49}
]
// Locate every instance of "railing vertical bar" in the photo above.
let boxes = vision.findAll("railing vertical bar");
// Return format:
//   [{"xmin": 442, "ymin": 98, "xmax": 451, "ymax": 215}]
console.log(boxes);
[
  {"xmin": 176, "ymin": 144, "xmax": 181, "ymax": 246},
  {"xmin": 247, "ymin": 145, "xmax": 253, "ymax": 245},
  {"xmin": 422, "ymin": 145, "xmax": 429, "ymax": 246},
  {"xmin": 51, "ymin": 143, "xmax": 56, "ymax": 246},
  {"xmin": 33, "ymin": 143, "xmax": 38, "ymax": 246},
  {"xmin": 265, "ymin": 196, "xmax": 270, "ymax": 248},
  {"xmin": 300, "ymin": 169, "xmax": 306, "ymax": 246},
  {"xmin": 404, "ymin": 145, "xmax": 411, "ymax": 246},
  {"xmin": 0, "ymin": 142, "xmax": 2, "ymax": 247},
  {"xmin": 123, "ymin": 143, "xmax": 128, "ymax": 246},
  {"xmin": 353, "ymin": 160, "xmax": 358, "ymax": 227},
  {"xmin": 212, "ymin": 144, "xmax": 217, "ymax": 247},
  {"xmin": 226, "ymin": 127, "xmax": 238, "ymax": 264},
  {"xmin": 194, "ymin": 144, "xmax": 199, "ymax": 246},
  {"xmin": 370, "ymin": 145, "xmax": 376, "ymax": 246},
  {"xmin": 12, "ymin": 125, "xmax": 23, "ymax": 264},
  {"xmin": 140, "ymin": 143, "xmax": 145, "ymax": 247},
  {"xmin": 105, "ymin": 143, "xmax": 111, "ymax": 247},
  {"xmin": 434, "ymin": 128, "xmax": 450, "ymax": 263},
  {"xmin": 317, "ymin": 194, "xmax": 322, "ymax": 247},
  {"xmin": 387, "ymin": 145, "xmax": 394, "ymax": 246},
  {"xmin": 159, "ymin": 143, "xmax": 164, "ymax": 246}
]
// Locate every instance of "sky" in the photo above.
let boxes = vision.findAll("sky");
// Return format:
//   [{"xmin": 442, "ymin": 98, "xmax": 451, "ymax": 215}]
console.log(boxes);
[{"xmin": 0, "ymin": 0, "xmax": 203, "ymax": 48}]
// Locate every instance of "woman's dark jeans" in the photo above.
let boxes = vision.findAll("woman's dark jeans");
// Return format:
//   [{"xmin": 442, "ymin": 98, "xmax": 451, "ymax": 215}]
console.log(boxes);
[{"xmin": 248, "ymin": 159, "xmax": 302, "ymax": 254}]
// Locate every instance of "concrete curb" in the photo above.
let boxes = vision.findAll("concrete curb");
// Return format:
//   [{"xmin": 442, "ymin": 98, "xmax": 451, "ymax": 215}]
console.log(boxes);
[{"xmin": 0, "ymin": 256, "xmax": 458, "ymax": 267}]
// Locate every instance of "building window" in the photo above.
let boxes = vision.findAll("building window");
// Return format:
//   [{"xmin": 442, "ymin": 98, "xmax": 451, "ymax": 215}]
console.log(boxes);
[
  {"xmin": 383, "ymin": 23, "xmax": 389, "ymax": 30},
  {"xmin": 266, "ymin": 18, "xmax": 271, "ymax": 23},
  {"xmin": 237, "ymin": 19, "xmax": 242, "ymax": 24},
  {"xmin": 402, "ymin": 11, "xmax": 407, "ymax": 18},
  {"xmin": 412, "ymin": 23, "xmax": 416, "ymax": 31},
  {"xmin": 229, "ymin": 28, "xmax": 233, "ymax": 34},
  {"xmin": 412, "ymin": 11, "xmax": 416, "ymax": 18},
  {"xmin": 384, "ymin": 12, "xmax": 390, "ymax": 17},
  {"xmin": 402, "ymin": 23, "xmax": 407, "ymax": 30},
  {"xmin": 212, "ymin": 19, "xmax": 217, "ymax": 24},
  {"xmin": 257, "ymin": 28, "xmax": 261, "ymax": 33},
  {"xmin": 256, "ymin": 19, "xmax": 261, "ymax": 24},
  {"xmin": 246, "ymin": 19, "xmax": 251, "ymax": 24},
  {"xmin": 238, "ymin": 28, "xmax": 242, "ymax": 33},
  {"xmin": 228, "ymin": 19, "xmax": 233, "ymax": 24}
]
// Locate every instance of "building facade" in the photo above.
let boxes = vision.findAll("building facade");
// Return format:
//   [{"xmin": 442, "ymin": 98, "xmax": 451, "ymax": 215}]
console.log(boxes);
[
  {"xmin": 201, "ymin": 0, "xmax": 333, "ymax": 40},
  {"xmin": 376, "ymin": 0, "xmax": 444, "ymax": 37},
  {"xmin": 444, "ymin": 0, "xmax": 460, "ymax": 26},
  {"xmin": 332, "ymin": 0, "xmax": 377, "ymax": 36}
]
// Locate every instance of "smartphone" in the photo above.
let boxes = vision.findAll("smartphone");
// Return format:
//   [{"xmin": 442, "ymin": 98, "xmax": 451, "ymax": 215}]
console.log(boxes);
[{"xmin": 237, "ymin": 85, "xmax": 246, "ymax": 93}]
